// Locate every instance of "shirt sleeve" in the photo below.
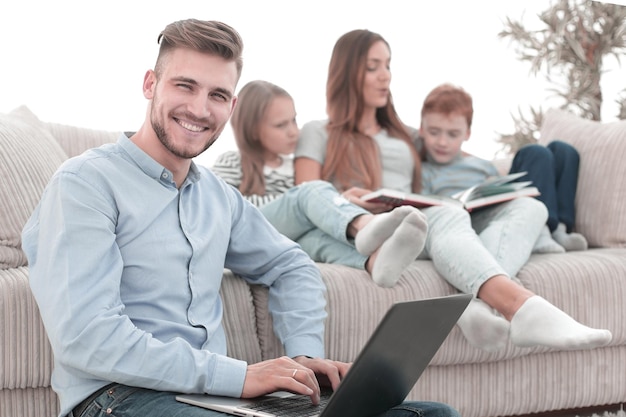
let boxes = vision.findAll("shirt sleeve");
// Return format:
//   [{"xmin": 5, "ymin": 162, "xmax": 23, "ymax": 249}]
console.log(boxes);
[
  {"xmin": 22, "ymin": 167, "xmax": 248, "ymax": 398},
  {"xmin": 295, "ymin": 120, "xmax": 329, "ymax": 164},
  {"xmin": 221, "ymin": 186, "xmax": 327, "ymax": 359}
]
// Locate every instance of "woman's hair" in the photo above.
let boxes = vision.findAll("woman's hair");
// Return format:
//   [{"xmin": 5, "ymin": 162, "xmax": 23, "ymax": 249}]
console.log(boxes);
[
  {"xmin": 230, "ymin": 80, "xmax": 293, "ymax": 195},
  {"xmin": 324, "ymin": 29, "xmax": 422, "ymax": 193},
  {"xmin": 156, "ymin": 19, "xmax": 244, "ymax": 79},
  {"xmin": 421, "ymin": 83, "xmax": 474, "ymax": 129}
]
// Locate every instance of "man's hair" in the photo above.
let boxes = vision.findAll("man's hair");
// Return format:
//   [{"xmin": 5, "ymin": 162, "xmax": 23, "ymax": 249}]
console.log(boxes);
[
  {"xmin": 155, "ymin": 19, "xmax": 244, "ymax": 78},
  {"xmin": 421, "ymin": 83, "xmax": 474, "ymax": 129},
  {"xmin": 230, "ymin": 80, "xmax": 293, "ymax": 195}
]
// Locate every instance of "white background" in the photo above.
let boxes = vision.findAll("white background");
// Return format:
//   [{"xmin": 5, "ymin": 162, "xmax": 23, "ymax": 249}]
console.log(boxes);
[{"xmin": 2, "ymin": 0, "xmax": 624, "ymax": 167}]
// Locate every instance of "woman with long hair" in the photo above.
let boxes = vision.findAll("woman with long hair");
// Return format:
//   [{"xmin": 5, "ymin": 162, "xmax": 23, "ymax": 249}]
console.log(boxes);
[
  {"xmin": 295, "ymin": 29, "xmax": 611, "ymax": 352},
  {"xmin": 212, "ymin": 79, "xmax": 428, "ymax": 287}
]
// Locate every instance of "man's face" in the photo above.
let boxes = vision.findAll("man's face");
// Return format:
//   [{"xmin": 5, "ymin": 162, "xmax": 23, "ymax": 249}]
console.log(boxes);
[
  {"xmin": 144, "ymin": 48, "xmax": 239, "ymax": 160},
  {"xmin": 420, "ymin": 112, "xmax": 470, "ymax": 165}
]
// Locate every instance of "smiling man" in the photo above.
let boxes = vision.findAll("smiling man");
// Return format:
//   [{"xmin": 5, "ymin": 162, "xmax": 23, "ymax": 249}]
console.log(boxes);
[
  {"xmin": 21, "ymin": 19, "xmax": 463, "ymax": 417},
  {"xmin": 21, "ymin": 19, "xmax": 349, "ymax": 417}
]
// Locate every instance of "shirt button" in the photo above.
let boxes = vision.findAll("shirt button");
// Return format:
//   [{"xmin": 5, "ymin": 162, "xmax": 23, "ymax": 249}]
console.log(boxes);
[
  {"xmin": 106, "ymin": 408, "xmax": 113, "ymax": 414},
  {"xmin": 161, "ymin": 172, "xmax": 169, "ymax": 179}
]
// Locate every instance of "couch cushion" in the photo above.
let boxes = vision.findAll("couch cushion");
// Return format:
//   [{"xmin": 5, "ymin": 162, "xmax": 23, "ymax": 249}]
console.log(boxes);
[
  {"xmin": 9, "ymin": 106, "xmax": 119, "ymax": 158},
  {"xmin": 0, "ymin": 109, "xmax": 68, "ymax": 269},
  {"xmin": 539, "ymin": 109, "xmax": 626, "ymax": 248},
  {"xmin": 0, "ymin": 267, "xmax": 53, "ymax": 390}
]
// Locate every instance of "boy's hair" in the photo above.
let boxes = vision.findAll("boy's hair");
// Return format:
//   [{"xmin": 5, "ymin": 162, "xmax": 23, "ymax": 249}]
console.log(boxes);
[
  {"xmin": 421, "ymin": 83, "xmax": 474, "ymax": 129},
  {"xmin": 230, "ymin": 80, "xmax": 293, "ymax": 196},
  {"xmin": 155, "ymin": 19, "xmax": 244, "ymax": 79},
  {"xmin": 323, "ymin": 29, "xmax": 422, "ymax": 193}
]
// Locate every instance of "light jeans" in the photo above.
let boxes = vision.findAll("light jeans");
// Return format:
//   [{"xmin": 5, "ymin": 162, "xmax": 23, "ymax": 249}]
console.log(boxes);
[
  {"xmin": 260, "ymin": 180, "xmax": 370, "ymax": 269},
  {"xmin": 71, "ymin": 384, "xmax": 461, "ymax": 417},
  {"xmin": 420, "ymin": 197, "xmax": 547, "ymax": 296},
  {"xmin": 261, "ymin": 180, "xmax": 547, "ymax": 296}
]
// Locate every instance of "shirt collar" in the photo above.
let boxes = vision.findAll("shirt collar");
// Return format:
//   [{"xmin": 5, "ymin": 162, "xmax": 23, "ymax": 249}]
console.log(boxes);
[
  {"xmin": 425, "ymin": 152, "xmax": 464, "ymax": 166},
  {"xmin": 118, "ymin": 132, "xmax": 202, "ymax": 187}
]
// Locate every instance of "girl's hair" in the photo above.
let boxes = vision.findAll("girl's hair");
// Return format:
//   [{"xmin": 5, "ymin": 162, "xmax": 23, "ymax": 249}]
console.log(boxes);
[
  {"xmin": 421, "ymin": 83, "xmax": 474, "ymax": 129},
  {"xmin": 324, "ymin": 29, "xmax": 422, "ymax": 193},
  {"xmin": 156, "ymin": 19, "xmax": 244, "ymax": 79},
  {"xmin": 230, "ymin": 80, "xmax": 293, "ymax": 195}
]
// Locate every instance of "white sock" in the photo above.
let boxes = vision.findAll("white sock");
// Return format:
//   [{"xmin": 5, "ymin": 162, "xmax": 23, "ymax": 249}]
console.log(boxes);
[
  {"xmin": 456, "ymin": 298, "xmax": 510, "ymax": 352},
  {"xmin": 355, "ymin": 206, "xmax": 418, "ymax": 256},
  {"xmin": 370, "ymin": 211, "xmax": 427, "ymax": 288},
  {"xmin": 532, "ymin": 225, "xmax": 565, "ymax": 254},
  {"xmin": 552, "ymin": 223, "xmax": 588, "ymax": 251},
  {"xmin": 510, "ymin": 295, "xmax": 612, "ymax": 349}
]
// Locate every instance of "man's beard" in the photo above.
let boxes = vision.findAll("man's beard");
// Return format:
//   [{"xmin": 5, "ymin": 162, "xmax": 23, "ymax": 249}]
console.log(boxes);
[{"xmin": 151, "ymin": 109, "xmax": 219, "ymax": 159}]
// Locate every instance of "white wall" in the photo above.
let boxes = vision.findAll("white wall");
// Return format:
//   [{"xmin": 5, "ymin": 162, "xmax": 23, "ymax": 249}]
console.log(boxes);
[{"xmin": 1, "ymin": 0, "xmax": 624, "ymax": 166}]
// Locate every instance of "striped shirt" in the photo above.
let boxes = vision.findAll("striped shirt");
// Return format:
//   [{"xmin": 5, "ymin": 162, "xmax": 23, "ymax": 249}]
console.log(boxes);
[{"xmin": 211, "ymin": 150, "xmax": 294, "ymax": 207}]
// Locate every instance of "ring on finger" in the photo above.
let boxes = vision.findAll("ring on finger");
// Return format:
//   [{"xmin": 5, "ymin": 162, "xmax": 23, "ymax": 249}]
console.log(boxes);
[{"xmin": 292, "ymin": 369, "xmax": 298, "ymax": 378}]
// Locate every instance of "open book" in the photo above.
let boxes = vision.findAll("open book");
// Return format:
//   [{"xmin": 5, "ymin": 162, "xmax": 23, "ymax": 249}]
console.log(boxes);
[{"xmin": 361, "ymin": 172, "xmax": 540, "ymax": 212}]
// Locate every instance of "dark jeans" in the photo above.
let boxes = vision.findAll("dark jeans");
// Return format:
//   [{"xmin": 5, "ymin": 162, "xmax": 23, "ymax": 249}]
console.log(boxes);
[
  {"xmin": 71, "ymin": 384, "xmax": 461, "ymax": 417},
  {"xmin": 509, "ymin": 140, "xmax": 580, "ymax": 232}
]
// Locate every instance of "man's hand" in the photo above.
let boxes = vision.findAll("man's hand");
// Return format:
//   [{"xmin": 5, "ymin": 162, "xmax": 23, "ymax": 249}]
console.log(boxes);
[
  {"xmin": 292, "ymin": 355, "xmax": 351, "ymax": 392},
  {"xmin": 241, "ymin": 356, "xmax": 351, "ymax": 405}
]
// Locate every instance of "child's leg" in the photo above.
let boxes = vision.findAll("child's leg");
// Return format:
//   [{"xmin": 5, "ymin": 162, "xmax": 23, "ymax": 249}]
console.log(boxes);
[
  {"xmin": 510, "ymin": 144, "xmax": 559, "ymax": 232},
  {"xmin": 552, "ymin": 223, "xmax": 588, "ymax": 251},
  {"xmin": 548, "ymin": 141, "xmax": 579, "ymax": 231},
  {"xmin": 478, "ymin": 276, "xmax": 612, "ymax": 350},
  {"xmin": 420, "ymin": 205, "xmax": 507, "ymax": 296},
  {"xmin": 456, "ymin": 298, "xmax": 510, "ymax": 352},
  {"xmin": 420, "ymin": 206, "xmax": 513, "ymax": 350},
  {"xmin": 547, "ymin": 141, "xmax": 588, "ymax": 251},
  {"xmin": 354, "ymin": 206, "xmax": 420, "ymax": 255},
  {"xmin": 365, "ymin": 210, "xmax": 428, "ymax": 287},
  {"xmin": 533, "ymin": 225, "xmax": 565, "ymax": 253},
  {"xmin": 261, "ymin": 180, "xmax": 368, "ymax": 242},
  {"xmin": 470, "ymin": 197, "xmax": 547, "ymax": 277}
]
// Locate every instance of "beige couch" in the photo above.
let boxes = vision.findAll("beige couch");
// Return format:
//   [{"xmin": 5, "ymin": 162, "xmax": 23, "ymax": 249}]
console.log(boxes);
[{"xmin": 1, "ymin": 106, "xmax": 625, "ymax": 417}]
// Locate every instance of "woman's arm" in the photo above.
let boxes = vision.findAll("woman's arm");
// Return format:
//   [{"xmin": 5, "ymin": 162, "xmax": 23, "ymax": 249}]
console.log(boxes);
[{"xmin": 294, "ymin": 157, "xmax": 323, "ymax": 184}]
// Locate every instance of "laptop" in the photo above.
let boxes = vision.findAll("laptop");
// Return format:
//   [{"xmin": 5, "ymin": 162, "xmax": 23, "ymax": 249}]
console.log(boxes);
[{"xmin": 176, "ymin": 293, "xmax": 471, "ymax": 417}]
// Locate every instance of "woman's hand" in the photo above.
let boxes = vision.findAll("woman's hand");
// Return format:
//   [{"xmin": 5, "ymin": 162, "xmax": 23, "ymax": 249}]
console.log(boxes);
[{"xmin": 341, "ymin": 187, "xmax": 393, "ymax": 214}]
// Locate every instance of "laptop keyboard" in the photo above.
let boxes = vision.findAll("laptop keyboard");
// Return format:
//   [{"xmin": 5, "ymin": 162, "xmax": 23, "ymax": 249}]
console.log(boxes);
[{"xmin": 245, "ymin": 389, "xmax": 332, "ymax": 417}]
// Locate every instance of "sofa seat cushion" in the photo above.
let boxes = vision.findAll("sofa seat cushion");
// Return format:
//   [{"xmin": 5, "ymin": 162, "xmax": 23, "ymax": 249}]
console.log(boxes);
[
  {"xmin": 254, "ymin": 250, "xmax": 626, "ymax": 366},
  {"xmin": 220, "ymin": 271, "xmax": 264, "ymax": 364},
  {"xmin": 0, "ymin": 109, "xmax": 68, "ymax": 269},
  {"xmin": 539, "ymin": 109, "xmax": 626, "ymax": 248},
  {"xmin": 0, "ymin": 267, "xmax": 53, "ymax": 390}
]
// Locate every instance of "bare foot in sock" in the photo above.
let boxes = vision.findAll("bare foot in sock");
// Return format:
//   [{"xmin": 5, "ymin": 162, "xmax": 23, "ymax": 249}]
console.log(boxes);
[
  {"xmin": 533, "ymin": 225, "xmax": 565, "ymax": 254},
  {"xmin": 456, "ymin": 298, "xmax": 510, "ymax": 352},
  {"xmin": 369, "ymin": 211, "xmax": 428, "ymax": 287},
  {"xmin": 552, "ymin": 223, "xmax": 588, "ymax": 251},
  {"xmin": 355, "ymin": 206, "xmax": 420, "ymax": 256},
  {"xmin": 510, "ymin": 295, "xmax": 612, "ymax": 350}
]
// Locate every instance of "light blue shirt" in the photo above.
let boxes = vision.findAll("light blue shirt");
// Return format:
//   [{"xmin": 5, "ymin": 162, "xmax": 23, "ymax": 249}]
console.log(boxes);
[
  {"xmin": 421, "ymin": 153, "xmax": 499, "ymax": 197},
  {"xmin": 22, "ymin": 134, "xmax": 327, "ymax": 417}
]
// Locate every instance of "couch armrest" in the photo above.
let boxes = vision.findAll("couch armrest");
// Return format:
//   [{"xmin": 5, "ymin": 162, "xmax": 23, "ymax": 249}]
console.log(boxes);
[{"xmin": 0, "ymin": 267, "xmax": 53, "ymax": 390}]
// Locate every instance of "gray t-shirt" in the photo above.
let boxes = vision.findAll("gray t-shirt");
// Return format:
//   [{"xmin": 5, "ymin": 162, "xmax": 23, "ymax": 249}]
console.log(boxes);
[{"xmin": 296, "ymin": 119, "xmax": 414, "ymax": 193}]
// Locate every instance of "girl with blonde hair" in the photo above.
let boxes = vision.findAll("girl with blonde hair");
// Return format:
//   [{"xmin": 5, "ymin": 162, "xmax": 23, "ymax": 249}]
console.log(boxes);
[{"xmin": 212, "ymin": 80, "xmax": 428, "ymax": 287}]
